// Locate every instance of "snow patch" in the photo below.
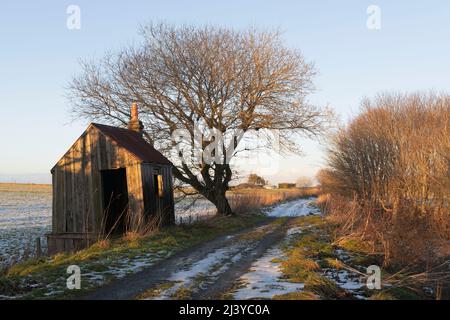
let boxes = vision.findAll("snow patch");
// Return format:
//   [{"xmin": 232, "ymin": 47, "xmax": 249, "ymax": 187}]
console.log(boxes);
[
  {"xmin": 323, "ymin": 249, "xmax": 368, "ymax": 299},
  {"xmin": 266, "ymin": 198, "xmax": 320, "ymax": 217},
  {"xmin": 286, "ymin": 226, "xmax": 302, "ymax": 237},
  {"xmin": 233, "ymin": 247, "xmax": 304, "ymax": 299},
  {"xmin": 149, "ymin": 243, "xmax": 249, "ymax": 299}
]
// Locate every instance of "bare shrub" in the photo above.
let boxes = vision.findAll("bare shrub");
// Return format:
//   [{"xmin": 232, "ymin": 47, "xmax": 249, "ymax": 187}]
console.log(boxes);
[
  {"xmin": 321, "ymin": 92, "xmax": 449, "ymax": 267},
  {"xmin": 315, "ymin": 194, "xmax": 331, "ymax": 212}
]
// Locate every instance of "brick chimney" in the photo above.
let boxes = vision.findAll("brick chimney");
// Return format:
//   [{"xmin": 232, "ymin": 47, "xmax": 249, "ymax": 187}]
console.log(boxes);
[{"xmin": 128, "ymin": 103, "xmax": 144, "ymax": 135}]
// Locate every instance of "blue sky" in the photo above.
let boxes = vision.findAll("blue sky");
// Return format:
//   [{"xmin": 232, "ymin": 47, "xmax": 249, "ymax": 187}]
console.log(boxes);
[{"xmin": 0, "ymin": 1, "xmax": 449, "ymax": 184}]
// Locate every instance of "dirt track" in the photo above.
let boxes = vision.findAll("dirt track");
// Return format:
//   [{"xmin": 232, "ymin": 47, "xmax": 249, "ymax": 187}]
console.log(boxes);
[{"xmin": 86, "ymin": 198, "xmax": 323, "ymax": 300}]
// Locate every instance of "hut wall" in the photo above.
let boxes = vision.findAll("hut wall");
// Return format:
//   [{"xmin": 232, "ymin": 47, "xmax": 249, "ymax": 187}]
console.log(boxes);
[
  {"xmin": 141, "ymin": 164, "xmax": 175, "ymax": 226},
  {"xmin": 125, "ymin": 163, "xmax": 145, "ymax": 230},
  {"xmin": 51, "ymin": 125, "xmax": 143, "ymax": 236}
]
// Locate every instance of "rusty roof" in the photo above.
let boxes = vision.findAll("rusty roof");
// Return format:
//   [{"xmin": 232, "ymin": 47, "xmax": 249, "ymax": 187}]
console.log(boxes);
[{"xmin": 92, "ymin": 123, "xmax": 172, "ymax": 165}]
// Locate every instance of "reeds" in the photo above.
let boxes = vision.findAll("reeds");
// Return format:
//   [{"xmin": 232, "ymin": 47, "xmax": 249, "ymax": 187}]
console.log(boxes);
[{"xmin": 229, "ymin": 188, "xmax": 319, "ymax": 214}]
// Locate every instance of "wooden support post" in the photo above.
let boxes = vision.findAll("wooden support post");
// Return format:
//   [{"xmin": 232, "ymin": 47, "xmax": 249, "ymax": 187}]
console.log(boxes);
[{"xmin": 36, "ymin": 237, "xmax": 42, "ymax": 257}]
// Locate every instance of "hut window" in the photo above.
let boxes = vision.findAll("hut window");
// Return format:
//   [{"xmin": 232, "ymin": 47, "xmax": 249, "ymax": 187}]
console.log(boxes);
[{"xmin": 154, "ymin": 174, "xmax": 164, "ymax": 197}]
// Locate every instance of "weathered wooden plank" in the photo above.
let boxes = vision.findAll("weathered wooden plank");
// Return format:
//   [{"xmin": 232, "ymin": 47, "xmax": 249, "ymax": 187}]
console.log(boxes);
[
  {"xmin": 84, "ymin": 130, "xmax": 93, "ymax": 233},
  {"xmin": 56, "ymin": 239, "xmax": 65, "ymax": 253},
  {"xmin": 91, "ymin": 128, "xmax": 103, "ymax": 233},
  {"xmin": 51, "ymin": 171, "xmax": 57, "ymax": 233},
  {"xmin": 61, "ymin": 157, "xmax": 68, "ymax": 233},
  {"xmin": 71, "ymin": 139, "xmax": 79, "ymax": 232}
]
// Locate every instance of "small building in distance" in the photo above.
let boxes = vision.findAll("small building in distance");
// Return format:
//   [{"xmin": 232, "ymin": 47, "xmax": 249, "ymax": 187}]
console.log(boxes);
[
  {"xmin": 47, "ymin": 104, "xmax": 174, "ymax": 254},
  {"xmin": 278, "ymin": 183, "xmax": 297, "ymax": 189}
]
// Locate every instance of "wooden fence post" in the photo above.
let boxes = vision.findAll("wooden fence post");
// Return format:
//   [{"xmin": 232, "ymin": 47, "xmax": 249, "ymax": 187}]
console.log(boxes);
[{"xmin": 36, "ymin": 237, "xmax": 42, "ymax": 257}]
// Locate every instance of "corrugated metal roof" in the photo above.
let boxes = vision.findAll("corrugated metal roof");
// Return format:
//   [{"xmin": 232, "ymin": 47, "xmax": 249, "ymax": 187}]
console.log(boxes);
[{"xmin": 92, "ymin": 123, "xmax": 172, "ymax": 165}]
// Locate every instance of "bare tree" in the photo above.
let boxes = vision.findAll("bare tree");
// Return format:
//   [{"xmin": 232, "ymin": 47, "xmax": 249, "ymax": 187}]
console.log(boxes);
[
  {"xmin": 316, "ymin": 169, "xmax": 343, "ymax": 194},
  {"xmin": 69, "ymin": 23, "xmax": 328, "ymax": 216},
  {"xmin": 247, "ymin": 173, "xmax": 267, "ymax": 186},
  {"xmin": 296, "ymin": 176, "xmax": 313, "ymax": 188}
]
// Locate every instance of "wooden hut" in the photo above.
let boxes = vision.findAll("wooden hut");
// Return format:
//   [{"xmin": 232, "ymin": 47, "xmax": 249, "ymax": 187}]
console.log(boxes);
[{"xmin": 47, "ymin": 104, "xmax": 174, "ymax": 254}]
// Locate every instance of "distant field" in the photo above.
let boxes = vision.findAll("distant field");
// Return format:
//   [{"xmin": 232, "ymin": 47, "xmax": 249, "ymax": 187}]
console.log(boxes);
[{"xmin": 0, "ymin": 183, "xmax": 52, "ymax": 193}]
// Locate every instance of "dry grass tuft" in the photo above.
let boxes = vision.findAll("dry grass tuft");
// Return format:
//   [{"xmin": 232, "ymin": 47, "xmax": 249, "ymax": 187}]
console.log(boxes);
[
  {"xmin": 123, "ymin": 232, "xmax": 142, "ymax": 242},
  {"xmin": 273, "ymin": 291, "xmax": 319, "ymax": 300},
  {"xmin": 304, "ymin": 273, "xmax": 345, "ymax": 299},
  {"xmin": 93, "ymin": 239, "xmax": 111, "ymax": 249}
]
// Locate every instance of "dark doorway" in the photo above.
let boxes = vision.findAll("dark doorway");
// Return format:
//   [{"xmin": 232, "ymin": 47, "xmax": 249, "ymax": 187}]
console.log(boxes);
[{"xmin": 101, "ymin": 168, "xmax": 128, "ymax": 235}]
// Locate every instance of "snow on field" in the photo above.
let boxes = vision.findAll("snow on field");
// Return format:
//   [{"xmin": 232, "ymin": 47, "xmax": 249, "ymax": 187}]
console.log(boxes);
[
  {"xmin": 0, "ymin": 190, "xmax": 52, "ymax": 268},
  {"xmin": 175, "ymin": 198, "xmax": 216, "ymax": 225},
  {"xmin": 266, "ymin": 197, "xmax": 320, "ymax": 217}
]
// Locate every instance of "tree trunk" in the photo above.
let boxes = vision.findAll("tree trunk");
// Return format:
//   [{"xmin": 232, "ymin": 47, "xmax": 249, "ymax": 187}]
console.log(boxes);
[
  {"xmin": 172, "ymin": 162, "xmax": 234, "ymax": 216},
  {"xmin": 205, "ymin": 187, "xmax": 234, "ymax": 216}
]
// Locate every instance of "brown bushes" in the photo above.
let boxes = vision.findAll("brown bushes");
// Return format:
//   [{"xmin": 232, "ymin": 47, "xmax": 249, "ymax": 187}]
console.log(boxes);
[{"xmin": 320, "ymin": 92, "xmax": 449, "ymax": 267}]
